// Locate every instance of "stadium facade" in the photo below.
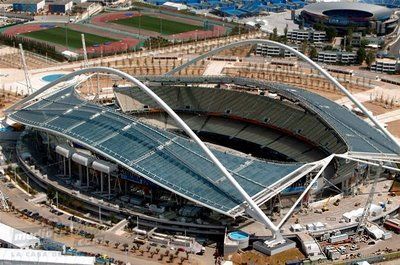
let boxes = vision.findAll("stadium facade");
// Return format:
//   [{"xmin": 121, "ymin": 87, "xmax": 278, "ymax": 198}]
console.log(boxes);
[
  {"xmin": 6, "ymin": 40, "xmax": 400, "ymax": 250},
  {"xmin": 300, "ymin": 2, "xmax": 399, "ymax": 35}
]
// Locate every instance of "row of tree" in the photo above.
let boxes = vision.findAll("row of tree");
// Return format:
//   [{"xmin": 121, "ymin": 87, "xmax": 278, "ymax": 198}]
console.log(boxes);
[{"xmin": 0, "ymin": 33, "xmax": 65, "ymax": 61}]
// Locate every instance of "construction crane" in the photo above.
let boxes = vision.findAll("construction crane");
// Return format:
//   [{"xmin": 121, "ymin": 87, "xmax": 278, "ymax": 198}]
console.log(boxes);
[
  {"xmin": 322, "ymin": 196, "xmax": 332, "ymax": 212},
  {"xmin": 19, "ymin": 43, "xmax": 33, "ymax": 95},
  {"xmin": 355, "ymin": 164, "xmax": 382, "ymax": 237}
]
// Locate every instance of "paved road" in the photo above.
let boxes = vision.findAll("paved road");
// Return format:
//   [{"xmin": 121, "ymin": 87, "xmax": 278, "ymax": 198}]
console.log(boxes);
[{"xmin": 0, "ymin": 175, "xmax": 164, "ymax": 264}]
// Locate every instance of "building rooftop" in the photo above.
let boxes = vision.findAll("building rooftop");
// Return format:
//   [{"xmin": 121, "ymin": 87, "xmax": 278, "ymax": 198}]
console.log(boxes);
[
  {"xmin": 13, "ymin": 0, "xmax": 44, "ymax": 4},
  {"xmin": 0, "ymin": 248, "xmax": 95, "ymax": 265},
  {"xmin": 47, "ymin": 0, "xmax": 72, "ymax": 4},
  {"xmin": 0, "ymin": 222, "xmax": 40, "ymax": 249},
  {"xmin": 303, "ymin": 2, "xmax": 393, "ymax": 20}
]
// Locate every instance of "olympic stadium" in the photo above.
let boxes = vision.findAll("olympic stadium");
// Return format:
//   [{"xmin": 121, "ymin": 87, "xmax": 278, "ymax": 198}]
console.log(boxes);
[
  {"xmin": 300, "ymin": 2, "xmax": 399, "ymax": 35},
  {"xmin": 5, "ymin": 40, "xmax": 400, "ymax": 253}
]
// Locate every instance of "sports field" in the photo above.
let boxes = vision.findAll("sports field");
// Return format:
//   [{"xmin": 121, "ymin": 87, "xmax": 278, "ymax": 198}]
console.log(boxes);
[
  {"xmin": 21, "ymin": 27, "xmax": 117, "ymax": 49},
  {"xmin": 113, "ymin": 15, "xmax": 203, "ymax": 35}
]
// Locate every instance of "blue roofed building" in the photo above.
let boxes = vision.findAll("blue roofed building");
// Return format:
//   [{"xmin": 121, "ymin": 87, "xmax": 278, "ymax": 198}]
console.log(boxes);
[{"xmin": 13, "ymin": 0, "xmax": 45, "ymax": 13}]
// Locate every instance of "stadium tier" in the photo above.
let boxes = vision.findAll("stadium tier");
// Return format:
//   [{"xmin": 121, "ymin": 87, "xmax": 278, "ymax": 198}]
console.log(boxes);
[
  {"xmin": 7, "ymin": 71, "xmax": 400, "ymax": 233},
  {"xmin": 116, "ymin": 76, "xmax": 399, "ymax": 156},
  {"xmin": 9, "ymin": 86, "xmax": 304, "ymax": 216}
]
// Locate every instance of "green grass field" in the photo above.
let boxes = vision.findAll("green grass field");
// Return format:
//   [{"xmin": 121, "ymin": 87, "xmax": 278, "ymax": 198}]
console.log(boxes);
[
  {"xmin": 113, "ymin": 15, "xmax": 203, "ymax": 35},
  {"xmin": 21, "ymin": 27, "xmax": 117, "ymax": 49}
]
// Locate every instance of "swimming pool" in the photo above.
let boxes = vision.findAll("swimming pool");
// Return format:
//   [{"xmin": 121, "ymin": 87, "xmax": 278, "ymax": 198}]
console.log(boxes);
[
  {"xmin": 42, "ymin": 74, "xmax": 65, "ymax": 83},
  {"xmin": 228, "ymin": 231, "xmax": 249, "ymax": 240}
]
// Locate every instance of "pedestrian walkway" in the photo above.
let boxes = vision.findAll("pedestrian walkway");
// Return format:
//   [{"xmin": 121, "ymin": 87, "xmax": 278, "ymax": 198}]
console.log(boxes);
[
  {"xmin": 203, "ymin": 61, "xmax": 230, "ymax": 76},
  {"xmin": 335, "ymin": 87, "xmax": 380, "ymax": 105},
  {"xmin": 106, "ymin": 218, "xmax": 127, "ymax": 235}
]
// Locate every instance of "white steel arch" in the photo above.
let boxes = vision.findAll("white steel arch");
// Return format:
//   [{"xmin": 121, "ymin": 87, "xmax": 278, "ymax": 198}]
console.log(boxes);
[
  {"xmin": 166, "ymin": 39, "xmax": 400, "ymax": 151},
  {"xmin": 7, "ymin": 67, "xmax": 285, "ymax": 244}
]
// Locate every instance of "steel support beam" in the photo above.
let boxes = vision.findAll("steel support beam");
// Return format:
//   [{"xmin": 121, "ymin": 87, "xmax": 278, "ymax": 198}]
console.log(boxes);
[
  {"xmin": 277, "ymin": 155, "xmax": 334, "ymax": 228},
  {"xmin": 335, "ymin": 154, "xmax": 400, "ymax": 172}
]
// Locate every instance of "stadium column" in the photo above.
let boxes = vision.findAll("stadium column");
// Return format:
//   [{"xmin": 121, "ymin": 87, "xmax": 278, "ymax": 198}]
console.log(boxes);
[
  {"xmin": 68, "ymin": 158, "xmax": 71, "ymax": 178},
  {"xmin": 78, "ymin": 165, "xmax": 82, "ymax": 186},
  {"xmin": 108, "ymin": 173, "xmax": 111, "ymax": 200},
  {"xmin": 100, "ymin": 172, "xmax": 104, "ymax": 193},
  {"xmin": 63, "ymin": 157, "xmax": 66, "ymax": 176},
  {"xmin": 86, "ymin": 166, "xmax": 89, "ymax": 187}
]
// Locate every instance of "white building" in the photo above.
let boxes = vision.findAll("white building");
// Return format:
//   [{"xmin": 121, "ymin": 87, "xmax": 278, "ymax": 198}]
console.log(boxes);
[
  {"xmin": 342, "ymin": 204, "xmax": 383, "ymax": 223},
  {"xmin": 370, "ymin": 58, "xmax": 400, "ymax": 73},
  {"xmin": 0, "ymin": 248, "xmax": 95, "ymax": 265},
  {"xmin": 256, "ymin": 43, "xmax": 298, "ymax": 58},
  {"xmin": 162, "ymin": 1, "xmax": 188, "ymax": 10},
  {"xmin": 317, "ymin": 51, "xmax": 356, "ymax": 64},
  {"xmin": 287, "ymin": 29, "xmax": 326, "ymax": 42},
  {"xmin": 48, "ymin": 0, "xmax": 73, "ymax": 13},
  {"xmin": 72, "ymin": 0, "xmax": 86, "ymax": 4},
  {"xmin": 0, "ymin": 222, "xmax": 40, "ymax": 249},
  {"xmin": 340, "ymin": 52, "xmax": 356, "ymax": 64},
  {"xmin": 317, "ymin": 51, "xmax": 338, "ymax": 63}
]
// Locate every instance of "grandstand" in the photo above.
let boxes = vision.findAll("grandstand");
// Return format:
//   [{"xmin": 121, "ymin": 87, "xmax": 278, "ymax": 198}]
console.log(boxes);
[
  {"xmin": 6, "ymin": 39, "xmax": 400, "ymax": 251},
  {"xmin": 8, "ymin": 72, "xmax": 399, "ymax": 215},
  {"xmin": 301, "ymin": 2, "xmax": 399, "ymax": 35}
]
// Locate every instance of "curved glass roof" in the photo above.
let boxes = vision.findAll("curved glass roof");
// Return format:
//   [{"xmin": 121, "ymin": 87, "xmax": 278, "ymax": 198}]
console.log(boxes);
[{"xmin": 9, "ymin": 87, "xmax": 303, "ymax": 215}]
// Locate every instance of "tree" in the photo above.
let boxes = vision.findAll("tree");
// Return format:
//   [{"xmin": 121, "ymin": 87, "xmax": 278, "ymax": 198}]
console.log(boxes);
[
  {"xmin": 345, "ymin": 45, "xmax": 353, "ymax": 52},
  {"xmin": 360, "ymin": 38, "xmax": 369, "ymax": 48},
  {"xmin": 365, "ymin": 50, "xmax": 376, "ymax": 68},
  {"xmin": 143, "ymin": 37, "xmax": 169, "ymax": 49},
  {"xmin": 346, "ymin": 28, "xmax": 354, "ymax": 44},
  {"xmin": 313, "ymin": 22, "xmax": 325, "ymax": 31},
  {"xmin": 123, "ymin": 243, "xmax": 129, "ymax": 251},
  {"xmin": 300, "ymin": 40, "xmax": 308, "ymax": 54},
  {"xmin": 270, "ymin": 27, "xmax": 278, "ymax": 41},
  {"xmin": 356, "ymin": 47, "xmax": 366, "ymax": 65},
  {"xmin": 308, "ymin": 46, "xmax": 318, "ymax": 59},
  {"xmin": 284, "ymin": 24, "xmax": 288, "ymax": 38},
  {"xmin": 325, "ymin": 27, "xmax": 337, "ymax": 42}
]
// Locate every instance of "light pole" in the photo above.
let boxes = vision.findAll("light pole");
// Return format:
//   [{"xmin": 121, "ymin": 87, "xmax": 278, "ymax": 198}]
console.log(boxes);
[
  {"xmin": 98, "ymin": 205, "xmax": 101, "ymax": 223},
  {"xmin": 65, "ymin": 24, "xmax": 69, "ymax": 49},
  {"xmin": 55, "ymin": 191, "xmax": 58, "ymax": 208}
]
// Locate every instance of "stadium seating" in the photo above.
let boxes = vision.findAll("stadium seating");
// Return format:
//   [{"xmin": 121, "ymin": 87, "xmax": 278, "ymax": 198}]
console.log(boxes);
[
  {"xmin": 11, "ymin": 86, "xmax": 304, "ymax": 214},
  {"xmin": 115, "ymin": 85, "xmax": 348, "ymax": 159}
]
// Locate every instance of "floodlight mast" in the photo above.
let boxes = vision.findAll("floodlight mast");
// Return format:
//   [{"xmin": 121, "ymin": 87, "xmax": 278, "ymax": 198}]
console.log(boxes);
[
  {"xmin": 81, "ymin": 34, "xmax": 88, "ymax": 68},
  {"xmin": 19, "ymin": 43, "xmax": 32, "ymax": 95}
]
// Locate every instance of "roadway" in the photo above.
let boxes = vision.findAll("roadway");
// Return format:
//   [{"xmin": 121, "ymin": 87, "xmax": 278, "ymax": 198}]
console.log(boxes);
[{"xmin": 0, "ymin": 176, "xmax": 166, "ymax": 265}]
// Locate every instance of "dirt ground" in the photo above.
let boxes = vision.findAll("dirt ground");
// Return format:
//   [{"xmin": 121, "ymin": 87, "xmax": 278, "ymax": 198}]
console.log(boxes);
[
  {"xmin": 387, "ymin": 120, "xmax": 400, "ymax": 138},
  {"xmin": 362, "ymin": 101, "xmax": 400, "ymax": 116},
  {"xmin": 0, "ymin": 93, "xmax": 21, "ymax": 117},
  {"xmin": 231, "ymin": 248, "xmax": 305, "ymax": 265}
]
